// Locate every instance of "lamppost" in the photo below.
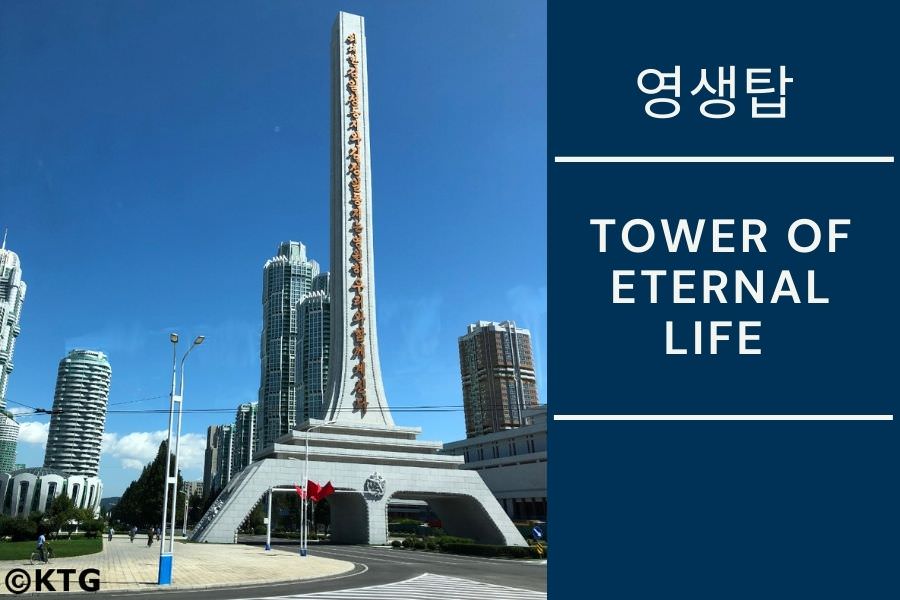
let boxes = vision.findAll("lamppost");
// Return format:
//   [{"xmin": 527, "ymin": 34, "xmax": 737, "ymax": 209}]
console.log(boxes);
[
  {"xmin": 300, "ymin": 420, "xmax": 335, "ymax": 557},
  {"xmin": 158, "ymin": 333, "xmax": 204, "ymax": 586},
  {"xmin": 181, "ymin": 483, "xmax": 189, "ymax": 537}
]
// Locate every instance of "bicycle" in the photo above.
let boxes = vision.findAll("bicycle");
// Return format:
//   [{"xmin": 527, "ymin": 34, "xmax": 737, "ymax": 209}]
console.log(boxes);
[{"xmin": 30, "ymin": 545, "xmax": 54, "ymax": 565}]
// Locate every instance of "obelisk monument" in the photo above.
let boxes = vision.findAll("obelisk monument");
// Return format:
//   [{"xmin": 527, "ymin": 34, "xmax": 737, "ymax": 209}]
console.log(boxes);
[
  {"xmin": 191, "ymin": 13, "xmax": 526, "ymax": 547},
  {"xmin": 325, "ymin": 12, "xmax": 394, "ymax": 428}
]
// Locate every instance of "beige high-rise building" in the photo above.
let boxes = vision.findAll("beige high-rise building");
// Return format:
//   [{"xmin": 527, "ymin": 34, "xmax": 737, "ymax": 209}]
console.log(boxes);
[{"xmin": 459, "ymin": 321, "xmax": 539, "ymax": 438}]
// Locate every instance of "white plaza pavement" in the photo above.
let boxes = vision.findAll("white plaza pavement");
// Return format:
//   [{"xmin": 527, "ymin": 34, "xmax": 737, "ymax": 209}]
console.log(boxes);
[{"xmin": 0, "ymin": 535, "xmax": 354, "ymax": 594}]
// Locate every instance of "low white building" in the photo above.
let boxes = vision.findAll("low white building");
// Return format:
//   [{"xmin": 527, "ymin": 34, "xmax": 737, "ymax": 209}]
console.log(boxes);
[
  {"xmin": 0, "ymin": 467, "xmax": 103, "ymax": 517},
  {"xmin": 443, "ymin": 405, "xmax": 547, "ymax": 521}
]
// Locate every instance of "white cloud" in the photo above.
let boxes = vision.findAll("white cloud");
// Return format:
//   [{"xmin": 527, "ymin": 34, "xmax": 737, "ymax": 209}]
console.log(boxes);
[
  {"xmin": 18, "ymin": 421, "xmax": 49, "ymax": 445},
  {"xmin": 102, "ymin": 430, "xmax": 206, "ymax": 471}
]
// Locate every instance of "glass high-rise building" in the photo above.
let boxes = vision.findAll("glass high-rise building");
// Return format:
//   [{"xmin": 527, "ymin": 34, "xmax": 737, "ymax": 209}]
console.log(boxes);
[
  {"xmin": 258, "ymin": 241, "xmax": 320, "ymax": 450},
  {"xmin": 231, "ymin": 402, "xmax": 257, "ymax": 475},
  {"xmin": 43, "ymin": 350, "xmax": 111, "ymax": 477},
  {"xmin": 459, "ymin": 321, "xmax": 539, "ymax": 438},
  {"xmin": 296, "ymin": 272, "xmax": 331, "ymax": 424},
  {"xmin": 0, "ymin": 232, "xmax": 25, "ymax": 472}
]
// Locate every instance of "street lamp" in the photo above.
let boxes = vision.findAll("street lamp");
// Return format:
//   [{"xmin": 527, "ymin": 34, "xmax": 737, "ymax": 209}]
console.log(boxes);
[
  {"xmin": 301, "ymin": 419, "xmax": 335, "ymax": 557},
  {"xmin": 181, "ymin": 483, "xmax": 189, "ymax": 537},
  {"xmin": 158, "ymin": 333, "xmax": 204, "ymax": 585}
]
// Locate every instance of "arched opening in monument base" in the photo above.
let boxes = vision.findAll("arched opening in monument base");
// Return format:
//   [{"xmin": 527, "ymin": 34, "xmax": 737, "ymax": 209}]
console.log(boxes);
[
  {"xmin": 328, "ymin": 491, "xmax": 369, "ymax": 544},
  {"xmin": 387, "ymin": 491, "xmax": 507, "ymax": 546}
]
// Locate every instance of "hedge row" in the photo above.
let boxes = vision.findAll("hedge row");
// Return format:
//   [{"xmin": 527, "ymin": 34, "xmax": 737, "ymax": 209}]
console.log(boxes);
[
  {"xmin": 392, "ymin": 538, "xmax": 546, "ymax": 559},
  {"xmin": 441, "ymin": 542, "xmax": 544, "ymax": 558}
]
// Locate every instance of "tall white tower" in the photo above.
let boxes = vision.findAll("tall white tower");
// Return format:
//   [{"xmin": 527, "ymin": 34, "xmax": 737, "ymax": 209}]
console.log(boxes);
[
  {"xmin": 0, "ymin": 231, "xmax": 25, "ymax": 472},
  {"xmin": 324, "ymin": 12, "xmax": 394, "ymax": 428},
  {"xmin": 0, "ymin": 230, "xmax": 26, "ymax": 410}
]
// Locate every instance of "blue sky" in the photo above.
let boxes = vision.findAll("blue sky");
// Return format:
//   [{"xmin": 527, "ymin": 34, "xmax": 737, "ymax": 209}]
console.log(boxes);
[{"xmin": 0, "ymin": 0, "xmax": 546, "ymax": 496}]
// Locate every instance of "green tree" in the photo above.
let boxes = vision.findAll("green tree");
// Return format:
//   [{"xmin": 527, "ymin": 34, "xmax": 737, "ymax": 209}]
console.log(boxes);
[
  {"xmin": 44, "ymin": 494, "xmax": 78, "ymax": 537},
  {"xmin": 111, "ymin": 441, "xmax": 184, "ymax": 531},
  {"xmin": 186, "ymin": 492, "xmax": 205, "ymax": 528}
]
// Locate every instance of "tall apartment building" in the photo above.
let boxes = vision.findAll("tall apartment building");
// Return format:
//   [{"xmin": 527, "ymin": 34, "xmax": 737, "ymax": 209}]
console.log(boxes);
[
  {"xmin": 0, "ymin": 232, "xmax": 25, "ymax": 472},
  {"xmin": 213, "ymin": 424, "xmax": 233, "ymax": 492},
  {"xmin": 296, "ymin": 272, "xmax": 331, "ymax": 424},
  {"xmin": 459, "ymin": 321, "xmax": 539, "ymax": 438},
  {"xmin": 203, "ymin": 424, "xmax": 229, "ymax": 498},
  {"xmin": 43, "ymin": 350, "xmax": 111, "ymax": 477},
  {"xmin": 183, "ymin": 480, "xmax": 203, "ymax": 498},
  {"xmin": 0, "ymin": 415, "xmax": 18, "ymax": 473},
  {"xmin": 231, "ymin": 402, "xmax": 257, "ymax": 475},
  {"xmin": 258, "ymin": 242, "xmax": 320, "ymax": 450}
]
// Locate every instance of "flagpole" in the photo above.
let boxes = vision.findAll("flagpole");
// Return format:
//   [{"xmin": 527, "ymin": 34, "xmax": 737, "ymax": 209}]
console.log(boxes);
[{"xmin": 302, "ymin": 425, "xmax": 309, "ymax": 557}]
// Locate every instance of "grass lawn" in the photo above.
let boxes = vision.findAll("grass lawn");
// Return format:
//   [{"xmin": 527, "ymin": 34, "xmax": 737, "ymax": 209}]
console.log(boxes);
[{"xmin": 0, "ymin": 536, "xmax": 103, "ymax": 560}]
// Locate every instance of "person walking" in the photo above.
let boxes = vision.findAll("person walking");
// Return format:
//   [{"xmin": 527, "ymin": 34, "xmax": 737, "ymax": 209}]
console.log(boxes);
[
  {"xmin": 129, "ymin": 526, "xmax": 137, "ymax": 543},
  {"xmin": 107, "ymin": 527, "xmax": 114, "ymax": 542},
  {"xmin": 147, "ymin": 528, "xmax": 154, "ymax": 547}
]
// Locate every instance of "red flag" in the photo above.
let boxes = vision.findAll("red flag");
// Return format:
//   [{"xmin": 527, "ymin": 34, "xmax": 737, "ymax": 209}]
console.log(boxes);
[
  {"xmin": 306, "ymin": 480, "xmax": 321, "ymax": 502},
  {"xmin": 294, "ymin": 484, "xmax": 306, "ymax": 499},
  {"xmin": 318, "ymin": 482, "xmax": 335, "ymax": 501}
]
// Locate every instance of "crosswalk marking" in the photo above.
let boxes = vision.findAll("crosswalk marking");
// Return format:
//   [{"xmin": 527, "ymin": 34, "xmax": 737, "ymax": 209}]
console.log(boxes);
[{"xmin": 268, "ymin": 573, "xmax": 546, "ymax": 599}]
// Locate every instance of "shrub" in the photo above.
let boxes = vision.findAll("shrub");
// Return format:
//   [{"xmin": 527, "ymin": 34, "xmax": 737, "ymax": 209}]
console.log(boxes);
[
  {"xmin": 3, "ymin": 517, "xmax": 37, "ymax": 542},
  {"xmin": 413, "ymin": 540, "xmax": 426, "ymax": 550},
  {"xmin": 253, "ymin": 525, "xmax": 267, "ymax": 535},
  {"xmin": 387, "ymin": 523, "xmax": 419, "ymax": 535},
  {"xmin": 81, "ymin": 519, "xmax": 104, "ymax": 538},
  {"xmin": 433, "ymin": 535, "xmax": 474, "ymax": 548},
  {"xmin": 425, "ymin": 540, "xmax": 436, "ymax": 551},
  {"xmin": 391, "ymin": 540, "xmax": 402, "ymax": 548},
  {"xmin": 401, "ymin": 537, "xmax": 413, "ymax": 548}
]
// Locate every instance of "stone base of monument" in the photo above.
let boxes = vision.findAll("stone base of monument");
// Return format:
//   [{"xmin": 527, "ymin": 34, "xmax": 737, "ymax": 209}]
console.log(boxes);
[{"xmin": 191, "ymin": 420, "xmax": 527, "ymax": 546}]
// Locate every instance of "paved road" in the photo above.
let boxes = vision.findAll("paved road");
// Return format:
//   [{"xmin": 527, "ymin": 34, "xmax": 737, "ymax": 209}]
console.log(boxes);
[
  {"xmin": 92, "ymin": 543, "xmax": 546, "ymax": 599},
  {"xmin": 277, "ymin": 572, "xmax": 545, "ymax": 599}
]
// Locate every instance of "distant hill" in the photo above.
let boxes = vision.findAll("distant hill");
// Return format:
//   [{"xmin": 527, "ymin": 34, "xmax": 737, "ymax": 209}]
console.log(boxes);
[{"xmin": 100, "ymin": 497, "xmax": 121, "ymax": 511}]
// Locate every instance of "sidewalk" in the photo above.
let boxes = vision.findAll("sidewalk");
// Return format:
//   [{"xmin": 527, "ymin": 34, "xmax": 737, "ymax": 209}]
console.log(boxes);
[{"xmin": 0, "ymin": 535, "xmax": 354, "ymax": 594}]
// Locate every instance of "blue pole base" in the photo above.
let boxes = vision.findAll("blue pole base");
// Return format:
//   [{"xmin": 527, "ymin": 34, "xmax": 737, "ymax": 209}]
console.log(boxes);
[
  {"xmin": 157, "ymin": 553, "xmax": 174, "ymax": 585},
  {"xmin": 265, "ymin": 542, "xmax": 271, "ymax": 551},
  {"xmin": 300, "ymin": 548, "xmax": 308, "ymax": 557}
]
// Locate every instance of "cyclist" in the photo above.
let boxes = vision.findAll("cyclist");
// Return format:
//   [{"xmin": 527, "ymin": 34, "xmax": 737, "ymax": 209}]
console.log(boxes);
[{"xmin": 36, "ymin": 531, "xmax": 47, "ymax": 563}]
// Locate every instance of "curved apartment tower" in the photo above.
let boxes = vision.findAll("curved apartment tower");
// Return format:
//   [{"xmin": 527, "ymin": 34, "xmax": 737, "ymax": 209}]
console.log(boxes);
[{"xmin": 43, "ymin": 350, "xmax": 111, "ymax": 477}]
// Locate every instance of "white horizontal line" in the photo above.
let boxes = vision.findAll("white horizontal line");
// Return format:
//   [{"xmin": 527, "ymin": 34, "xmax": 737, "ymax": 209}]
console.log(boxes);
[
  {"xmin": 554, "ymin": 156, "xmax": 895, "ymax": 163},
  {"xmin": 554, "ymin": 414, "xmax": 894, "ymax": 421}
]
